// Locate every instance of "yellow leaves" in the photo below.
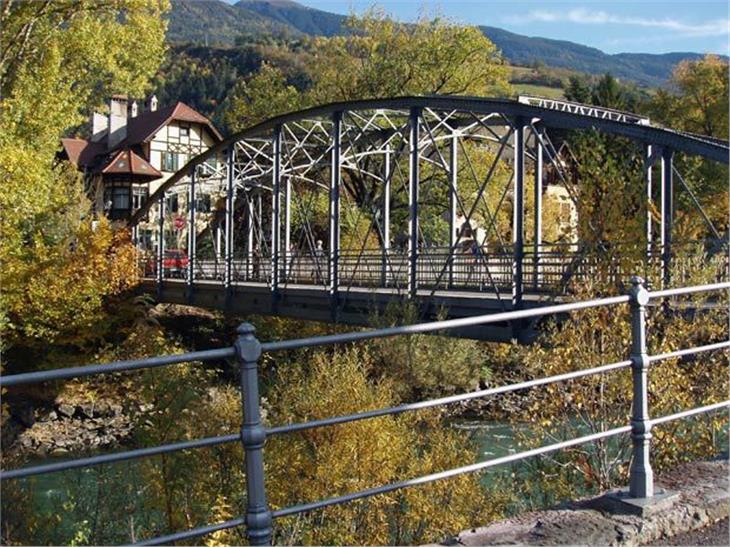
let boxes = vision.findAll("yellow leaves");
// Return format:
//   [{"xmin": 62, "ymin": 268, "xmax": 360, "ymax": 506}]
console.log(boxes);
[{"xmin": 264, "ymin": 347, "xmax": 496, "ymax": 545}]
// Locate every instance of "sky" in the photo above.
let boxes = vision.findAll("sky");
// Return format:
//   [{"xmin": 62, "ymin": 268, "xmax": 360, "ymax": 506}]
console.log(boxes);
[{"xmin": 291, "ymin": 0, "xmax": 730, "ymax": 55}]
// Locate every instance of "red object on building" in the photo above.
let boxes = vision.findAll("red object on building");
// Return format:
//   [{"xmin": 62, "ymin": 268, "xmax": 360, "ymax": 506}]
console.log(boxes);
[{"xmin": 174, "ymin": 215, "xmax": 186, "ymax": 230}]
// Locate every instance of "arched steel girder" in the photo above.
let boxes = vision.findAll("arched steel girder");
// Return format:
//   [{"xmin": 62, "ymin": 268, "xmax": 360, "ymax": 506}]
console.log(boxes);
[{"xmin": 129, "ymin": 95, "xmax": 729, "ymax": 227}]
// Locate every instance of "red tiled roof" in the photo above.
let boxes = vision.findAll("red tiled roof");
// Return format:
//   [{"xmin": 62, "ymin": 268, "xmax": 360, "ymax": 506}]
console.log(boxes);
[
  {"xmin": 60, "ymin": 138, "xmax": 106, "ymax": 169},
  {"xmin": 122, "ymin": 102, "xmax": 223, "ymax": 146},
  {"xmin": 97, "ymin": 149, "xmax": 162, "ymax": 178}
]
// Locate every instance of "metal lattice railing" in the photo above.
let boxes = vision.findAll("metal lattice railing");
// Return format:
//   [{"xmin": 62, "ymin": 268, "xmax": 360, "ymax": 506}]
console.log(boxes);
[{"xmin": 1, "ymin": 278, "xmax": 729, "ymax": 545}]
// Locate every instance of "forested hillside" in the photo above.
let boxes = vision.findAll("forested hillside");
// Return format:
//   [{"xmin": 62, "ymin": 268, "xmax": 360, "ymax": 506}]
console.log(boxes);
[{"xmin": 166, "ymin": 0, "xmax": 720, "ymax": 87}]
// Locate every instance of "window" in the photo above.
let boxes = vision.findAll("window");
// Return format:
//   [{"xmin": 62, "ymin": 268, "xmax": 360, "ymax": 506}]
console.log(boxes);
[
  {"xmin": 132, "ymin": 186, "xmax": 149, "ymax": 210},
  {"xmin": 161, "ymin": 151, "xmax": 179, "ymax": 172},
  {"xmin": 195, "ymin": 193, "xmax": 211, "ymax": 213},
  {"xmin": 165, "ymin": 193, "xmax": 179, "ymax": 213},
  {"xmin": 180, "ymin": 125, "xmax": 190, "ymax": 137},
  {"xmin": 103, "ymin": 183, "xmax": 131, "ymax": 219}
]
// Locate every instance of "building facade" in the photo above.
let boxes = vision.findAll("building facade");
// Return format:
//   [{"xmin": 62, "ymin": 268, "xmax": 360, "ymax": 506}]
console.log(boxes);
[{"xmin": 59, "ymin": 95, "xmax": 224, "ymax": 252}]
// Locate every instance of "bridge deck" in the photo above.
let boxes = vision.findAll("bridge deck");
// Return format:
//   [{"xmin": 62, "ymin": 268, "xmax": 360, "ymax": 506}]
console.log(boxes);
[{"xmin": 143, "ymin": 278, "xmax": 558, "ymax": 342}]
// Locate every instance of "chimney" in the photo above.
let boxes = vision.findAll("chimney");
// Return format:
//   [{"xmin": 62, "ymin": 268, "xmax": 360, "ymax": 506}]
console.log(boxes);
[
  {"xmin": 146, "ymin": 94, "xmax": 158, "ymax": 112},
  {"xmin": 130, "ymin": 100, "xmax": 139, "ymax": 118},
  {"xmin": 90, "ymin": 112, "xmax": 109, "ymax": 142},
  {"xmin": 108, "ymin": 94, "xmax": 128, "ymax": 149}
]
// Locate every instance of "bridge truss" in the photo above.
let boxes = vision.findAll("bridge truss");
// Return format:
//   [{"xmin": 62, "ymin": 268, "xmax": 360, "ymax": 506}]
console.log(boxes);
[{"xmin": 131, "ymin": 96, "xmax": 729, "ymax": 328}]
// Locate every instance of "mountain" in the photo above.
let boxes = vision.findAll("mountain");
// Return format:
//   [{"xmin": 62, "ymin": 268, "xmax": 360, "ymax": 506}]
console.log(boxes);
[
  {"xmin": 167, "ymin": 0, "xmax": 715, "ymax": 87},
  {"xmin": 479, "ymin": 26, "xmax": 709, "ymax": 87}
]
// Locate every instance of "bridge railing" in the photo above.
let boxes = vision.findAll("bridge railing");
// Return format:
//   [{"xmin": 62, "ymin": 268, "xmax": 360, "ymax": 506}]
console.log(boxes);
[
  {"xmin": 143, "ymin": 240, "xmax": 728, "ymax": 297},
  {"xmin": 2, "ymin": 278, "xmax": 729, "ymax": 545}
]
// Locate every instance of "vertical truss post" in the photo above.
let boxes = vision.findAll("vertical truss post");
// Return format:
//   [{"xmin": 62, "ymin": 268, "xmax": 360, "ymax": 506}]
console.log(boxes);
[
  {"xmin": 512, "ymin": 117, "xmax": 525, "ymax": 311},
  {"xmin": 271, "ymin": 126, "xmax": 282, "ymax": 297},
  {"xmin": 283, "ymin": 176, "xmax": 292, "ymax": 282},
  {"xmin": 645, "ymin": 144, "xmax": 653, "ymax": 260},
  {"xmin": 187, "ymin": 166, "xmax": 196, "ymax": 303},
  {"xmin": 408, "ymin": 107, "xmax": 421, "ymax": 299},
  {"xmin": 156, "ymin": 193, "xmax": 165, "ymax": 296},
  {"xmin": 533, "ymin": 124, "xmax": 543, "ymax": 291},
  {"xmin": 628, "ymin": 276, "xmax": 654, "ymax": 499},
  {"xmin": 448, "ymin": 131, "xmax": 458, "ymax": 289},
  {"xmin": 246, "ymin": 194, "xmax": 254, "ymax": 281},
  {"xmin": 381, "ymin": 145, "xmax": 391, "ymax": 288},
  {"xmin": 224, "ymin": 146, "xmax": 234, "ymax": 294},
  {"xmin": 329, "ymin": 112, "xmax": 342, "ymax": 302},
  {"xmin": 660, "ymin": 147, "xmax": 673, "ymax": 288}
]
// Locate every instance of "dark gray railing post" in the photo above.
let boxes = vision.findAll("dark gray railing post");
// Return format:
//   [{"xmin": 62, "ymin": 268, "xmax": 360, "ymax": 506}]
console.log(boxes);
[
  {"xmin": 533, "ymin": 124, "xmax": 543, "ymax": 290},
  {"xmin": 628, "ymin": 275, "xmax": 653, "ymax": 498},
  {"xmin": 234, "ymin": 323, "xmax": 272, "ymax": 545},
  {"xmin": 448, "ymin": 132, "xmax": 458, "ymax": 289}
]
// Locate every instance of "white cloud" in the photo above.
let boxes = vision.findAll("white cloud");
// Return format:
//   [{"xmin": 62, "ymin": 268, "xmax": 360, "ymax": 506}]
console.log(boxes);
[{"xmin": 503, "ymin": 8, "xmax": 729, "ymax": 38}]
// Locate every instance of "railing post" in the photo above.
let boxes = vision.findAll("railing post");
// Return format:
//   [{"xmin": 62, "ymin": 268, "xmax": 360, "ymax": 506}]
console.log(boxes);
[
  {"xmin": 628, "ymin": 275, "xmax": 654, "ymax": 499},
  {"xmin": 234, "ymin": 323, "xmax": 272, "ymax": 545}
]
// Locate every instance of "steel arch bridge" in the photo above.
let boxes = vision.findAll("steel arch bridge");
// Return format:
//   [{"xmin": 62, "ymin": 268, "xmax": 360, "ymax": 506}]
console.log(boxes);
[{"xmin": 132, "ymin": 95, "xmax": 729, "ymax": 342}]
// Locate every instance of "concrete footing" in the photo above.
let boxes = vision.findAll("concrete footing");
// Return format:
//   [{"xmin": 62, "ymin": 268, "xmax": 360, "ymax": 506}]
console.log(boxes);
[{"xmin": 597, "ymin": 488, "xmax": 680, "ymax": 517}]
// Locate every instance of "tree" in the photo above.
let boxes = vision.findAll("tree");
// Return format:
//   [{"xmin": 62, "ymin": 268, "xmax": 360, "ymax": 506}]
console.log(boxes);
[
  {"xmin": 223, "ymin": 63, "xmax": 303, "ymax": 131},
  {"xmin": 305, "ymin": 11, "xmax": 511, "ymax": 104},
  {"xmin": 0, "ymin": 0, "xmax": 169, "ymax": 352},
  {"xmin": 653, "ymin": 54, "xmax": 729, "ymax": 140}
]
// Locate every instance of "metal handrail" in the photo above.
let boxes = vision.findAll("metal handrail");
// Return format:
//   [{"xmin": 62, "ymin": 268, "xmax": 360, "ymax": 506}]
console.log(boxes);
[{"xmin": 2, "ymin": 278, "xmax": 728, "ymax": 546}]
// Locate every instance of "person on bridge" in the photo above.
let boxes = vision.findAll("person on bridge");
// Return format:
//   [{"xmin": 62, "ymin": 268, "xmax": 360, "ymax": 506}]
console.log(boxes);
[{"xmin": 312, "ymin": 240, "xmax": 325, "ymax": 283}]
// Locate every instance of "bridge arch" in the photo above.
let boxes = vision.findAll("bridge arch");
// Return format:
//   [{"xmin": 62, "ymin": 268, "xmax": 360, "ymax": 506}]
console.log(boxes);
[{"xmin": 133, "ymin": 95, "xmax": 728, "ymax": 340}]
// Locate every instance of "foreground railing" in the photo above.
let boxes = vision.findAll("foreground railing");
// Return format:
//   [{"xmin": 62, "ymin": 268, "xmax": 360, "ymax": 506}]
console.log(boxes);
[{"xmin": 2, "ymin": 278, "xmax": 729, "ymax": 545}]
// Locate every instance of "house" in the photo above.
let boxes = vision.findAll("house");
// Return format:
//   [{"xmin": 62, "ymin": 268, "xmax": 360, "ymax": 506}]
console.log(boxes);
[{"xmin": 59, "ymin": 94, "xmax": 224, "ymax": 250}]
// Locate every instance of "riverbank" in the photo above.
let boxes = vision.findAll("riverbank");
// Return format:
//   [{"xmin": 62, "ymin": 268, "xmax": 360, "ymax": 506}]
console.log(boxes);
[{"xmin": 436, "ymin": 458, "xmax": 729, "ymax": 546}]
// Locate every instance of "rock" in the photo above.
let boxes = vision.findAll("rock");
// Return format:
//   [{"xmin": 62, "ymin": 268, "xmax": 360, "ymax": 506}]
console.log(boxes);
[
  {"xmin": 50, "ymin": 447, "xmax": 69, "ymax": 455},
  {"xmin": 57, "ymin": 404, "xmax": 75, "ymax": 418},
  {"xmin": 76, "ymin": 403, "xmax": 95, "ymax": 419},
  {"xmin": 45, "ymin": 410, "xmax": 58, "ymax": 422}
]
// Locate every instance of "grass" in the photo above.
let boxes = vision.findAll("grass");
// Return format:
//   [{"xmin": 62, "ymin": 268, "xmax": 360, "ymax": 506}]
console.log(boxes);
[{"xmin": 512, "ymin": 83, "xmax": 565, "ymax": 99}]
